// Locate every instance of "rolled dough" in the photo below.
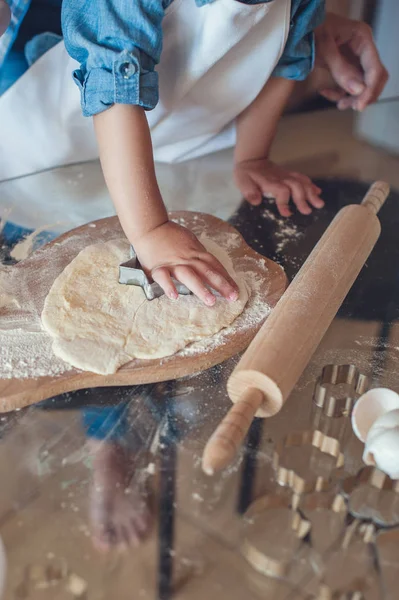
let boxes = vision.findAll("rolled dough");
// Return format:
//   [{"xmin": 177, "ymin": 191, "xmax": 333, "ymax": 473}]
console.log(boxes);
[{"xmin": 41, "ymin": 237, "xmax": 249, "ymax": 374}]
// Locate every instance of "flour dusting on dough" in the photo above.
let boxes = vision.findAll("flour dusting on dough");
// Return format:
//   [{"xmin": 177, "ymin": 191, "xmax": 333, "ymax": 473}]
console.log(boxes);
[{"xmin": 41, "ymin": 238, "xmax": 249, "ymax": 374}]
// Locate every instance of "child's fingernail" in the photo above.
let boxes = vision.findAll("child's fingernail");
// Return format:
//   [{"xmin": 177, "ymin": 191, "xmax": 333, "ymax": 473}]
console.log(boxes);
[
  {"xmin": 229, "ymin": 291, "xmax": 239, "ymax": 302},
  {"xmin": 205, "ymin": 294, "xmax": 215, "ymax": 306},
  {"xmin": 169, "ymin": 290, "xmax": 179, "ymax": 300},
  {"xmin": 349, "ymin": 80, "xmax": 365, "ymax": 95}
]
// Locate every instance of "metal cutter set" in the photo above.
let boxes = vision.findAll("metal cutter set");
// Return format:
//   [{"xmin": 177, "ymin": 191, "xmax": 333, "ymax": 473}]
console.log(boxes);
[{"xmin": 240, "ymin": 363, "xmax": 399, "ymax": 599}]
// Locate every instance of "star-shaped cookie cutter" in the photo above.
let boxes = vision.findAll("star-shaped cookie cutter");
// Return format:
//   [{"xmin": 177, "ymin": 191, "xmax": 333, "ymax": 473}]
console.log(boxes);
[
  {"xmin": 313, "ymin": 364, "xmax": 369, "ymax": 418},
  {"xmin": 272, "ymin": 430, "xmax": 345, "ymax": 495},
  {"xmin": 119, "ymin": 245, "xmax": 192, "ymax": 300}
]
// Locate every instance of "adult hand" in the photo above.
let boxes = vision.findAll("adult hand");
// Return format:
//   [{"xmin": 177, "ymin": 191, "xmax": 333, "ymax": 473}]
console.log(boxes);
[
  {"xmin": 0, "ymin": 0, "xmax": 11, "ymax": 37},
  {"xmin": 315, "ymin": 12, "xmax": 388, "ymax": 111}
]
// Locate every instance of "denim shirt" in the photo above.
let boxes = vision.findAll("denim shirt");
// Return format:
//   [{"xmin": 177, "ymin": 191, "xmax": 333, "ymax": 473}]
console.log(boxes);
[{"xmin": 1, "ymin": 0, "xmax": 325, "ymax": 116}]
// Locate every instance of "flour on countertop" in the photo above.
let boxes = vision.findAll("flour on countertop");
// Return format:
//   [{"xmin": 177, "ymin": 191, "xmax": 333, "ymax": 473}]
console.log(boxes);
[
  {"xmin": 0, "ymin": 329, "xmax": 73, "ymax": 379},
  {"xmin": 0, "ymin": 269, "xmax": 20, "ymax": 310},
  {"xmin": 262, "ymin": 206, "xmax": 304, "ymax": 253},
  {"xmin": 0, "ymin": 292, "xmax": 20, "ymax": 310}
]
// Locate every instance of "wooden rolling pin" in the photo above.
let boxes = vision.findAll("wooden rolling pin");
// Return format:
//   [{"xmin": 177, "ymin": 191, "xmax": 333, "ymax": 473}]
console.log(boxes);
[{"xmin": 202, "ymin": 181, "xmax": 390, "ymax": 475}]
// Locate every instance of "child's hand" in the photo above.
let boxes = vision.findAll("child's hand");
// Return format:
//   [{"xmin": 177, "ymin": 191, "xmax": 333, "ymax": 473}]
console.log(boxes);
[
  {"xmin": 133, "ymin": 221, "xmax": 239, "ymax": 306},
  {"xmin": 234, "ymin": 158, "xmax": 324, "ymax": 217}
]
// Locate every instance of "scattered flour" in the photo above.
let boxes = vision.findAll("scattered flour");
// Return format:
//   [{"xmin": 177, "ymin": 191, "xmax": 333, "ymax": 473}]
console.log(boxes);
[
  {"xmin": 262, "ymin": 208, "xmax": 278, "ymax": 222},
  {"xmin": 262, "ymin": 206, "xmax": 304, "ymax": 253},
  {"xmin": 179, "ymin": 259, "xmax": 272, "ymax": 357},
  {"xmin": 0, "ymin": 329, "xmax": 72, "ymax": 379},
  {"xmin": 0, "ymin": 292, "xmax": 19, "ymax": 310},
  {"xmin": 0, "ymin": 269, "xmax": 20, "ymax": 309}
]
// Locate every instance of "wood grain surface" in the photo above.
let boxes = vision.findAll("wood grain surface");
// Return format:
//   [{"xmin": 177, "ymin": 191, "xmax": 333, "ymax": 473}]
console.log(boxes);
[{"xmin": 0, "ymin": 212, "xmax": 287, "ymax": 412}]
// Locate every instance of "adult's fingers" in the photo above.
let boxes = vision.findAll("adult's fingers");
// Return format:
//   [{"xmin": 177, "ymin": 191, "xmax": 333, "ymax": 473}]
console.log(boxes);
[
  {"xmin": 151, "ymin": 266, "xmax": 179, "ymax": 300},
  {"xmin": 319, "ymin": 30, "xmax": 366, "ymax": 97},
  {"xmin": 194, "ymin": 255, "xmax": 238, "ymax": 301},
  {"xmin": 173, "ymin": 265, "xmax": 216, "ymax": 306},
  {"xmin": 320, "ymin": 88, "xmax": 347, "ymax": 103},
  {"xmin": 337, "ymin": 95, "xmax": 357, "ymax": 111},
  {"xmin": 0, "ymin": 0, "xmax": 11, "ymax": 37},
  {"xmin": 349, "ymin": 23, "xmax": 389, "ymax": 110}
]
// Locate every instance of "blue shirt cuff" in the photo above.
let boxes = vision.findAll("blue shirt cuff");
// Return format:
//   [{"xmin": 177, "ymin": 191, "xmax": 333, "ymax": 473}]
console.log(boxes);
[
  {"xmin": 73, "ymin": 49, "xmax": 159, "ymax": 117},
  {"xmin": 272, "ymin": 31, "xmax": 316, "ymax": 81}
]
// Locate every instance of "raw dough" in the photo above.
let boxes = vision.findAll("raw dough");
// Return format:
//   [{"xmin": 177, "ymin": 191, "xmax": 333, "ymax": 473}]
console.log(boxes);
[{"xmin": 41, "ymin": 237, "xmax": 249, "ymax": 374}]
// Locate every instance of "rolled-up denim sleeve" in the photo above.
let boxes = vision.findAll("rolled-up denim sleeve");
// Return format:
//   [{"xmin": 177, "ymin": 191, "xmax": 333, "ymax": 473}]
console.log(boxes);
[
  {"xmin": 272, "ymin": 0, "xmax": 325, "ymax": 81},
  {"xmin": 61, "ymin": 0, "xmax": 164, "ymax": 116}
]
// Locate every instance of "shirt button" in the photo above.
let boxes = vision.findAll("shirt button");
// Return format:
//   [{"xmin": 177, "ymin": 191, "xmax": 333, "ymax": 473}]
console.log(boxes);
[{"xmin": 119, "ymin": 62, "xmax": 137, "ymax": 79}]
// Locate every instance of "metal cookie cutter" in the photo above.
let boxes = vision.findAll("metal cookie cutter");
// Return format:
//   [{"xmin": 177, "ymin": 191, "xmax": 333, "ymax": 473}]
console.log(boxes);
[
  {"xmin": 340, "ymin": 466, "xmax": 399, "ymax": 528},
  {"xmin": 376, "ymin": 529, "xmax": 399, "ymax": 599},
  {"xmin": 119, "ymin": 245, "xmax": 192, "ymax": 300},
  {"xmin": 315, "ymin": 520, "xmax": 378, "ymax": 600},
  {"xmin": 313, "ymin": 364, "xmax": 369, "ymax": 418},
  {"xmin": 341, "ymin": 466, "xmax": 399, "ymax": 497},
  {"xmin": 272, "ymin": 430, "xmax": 345, "ymax": 495},
  {"xmin": 298, "ymin": 492, "xmax": 347, "ymax": 554},
  {"xmin": 241, "ymin": 493, "xmax": 310, "ymax": 579}
]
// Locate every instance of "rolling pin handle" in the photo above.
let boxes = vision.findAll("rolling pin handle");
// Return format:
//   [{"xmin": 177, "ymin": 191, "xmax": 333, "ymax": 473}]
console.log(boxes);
[
  {"xmin": 361, "ymin": 181, "xmax": 390, "ymax": 214},
  {"xmin": 202, "ymin": 388, "xmax": 264, "ymax": 475}
]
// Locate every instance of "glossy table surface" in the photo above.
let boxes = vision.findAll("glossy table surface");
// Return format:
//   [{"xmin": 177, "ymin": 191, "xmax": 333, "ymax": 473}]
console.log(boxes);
[{"xmin": 1, "ymin": 111, "xmax": 399, "ymax": 600}]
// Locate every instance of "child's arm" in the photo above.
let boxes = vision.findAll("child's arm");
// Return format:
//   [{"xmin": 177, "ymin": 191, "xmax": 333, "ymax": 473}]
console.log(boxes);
[
  {"xmin": 234, "ymin": 76, "xmax": 324, "ymax": 217},
  {"xmin": 94, "ymin": 104, "xmax": 238, "ymax": 305},
  {"xmin": 62, "ymin": 0, "xmax": 238, "ymax": 305}
]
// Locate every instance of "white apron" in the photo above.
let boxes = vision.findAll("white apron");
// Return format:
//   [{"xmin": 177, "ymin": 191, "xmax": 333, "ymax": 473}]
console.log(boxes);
[{"xmin": 0, "ymin": 0, "xmax": 290, "ymax": 181}]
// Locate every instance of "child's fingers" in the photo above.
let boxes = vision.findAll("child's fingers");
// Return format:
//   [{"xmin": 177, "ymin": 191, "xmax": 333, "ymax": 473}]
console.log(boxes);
[
  {"xmin": 194, "ymin": 256, "xmax": 239, "ymax": 301},
  {"xmin": 284, "ymin": 178, "xmax": 312, "ymax": 215},
  {"xmin": 290, "ymin": 173, "xmax": 325, "ymax": 209},
  {"xmin": 151, "ymin": 267, "xmax": 179, "ymax": 300},
  {"xmin": 172, "ymin": 265, "xmax": 216, "ymax": 307},
  {"xmin": 257, "ymin": 180, "xmax": 292, "ymax": 217},
  {"xmin": 290, "ymin": 171, "xmax": 320, "ymax": 191},
  {"xmin": 237, "ymin": 174, "xmax": 263, "ymax": 206},
  {"xmin": 306, "ymin": 187, "xmax": 325, "ymax": 209}
]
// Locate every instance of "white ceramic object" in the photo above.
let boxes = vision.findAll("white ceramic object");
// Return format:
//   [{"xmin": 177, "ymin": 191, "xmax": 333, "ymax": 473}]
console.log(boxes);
[
  {"xmin": 363, "ymin": 409, "xmax": 399, "ymax": 479},
  {"xmin": 0, "ymin": 535, "xmax": 6, "ymax": 598},
  {"xmin": 351, "ymin": 388, "xmax": 399, "ymax": 442}
]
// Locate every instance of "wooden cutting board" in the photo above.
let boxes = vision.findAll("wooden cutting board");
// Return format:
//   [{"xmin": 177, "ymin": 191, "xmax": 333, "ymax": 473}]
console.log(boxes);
[{"xmin": 0, "ymin": 212, "xmax": 287, "ymax": 412}]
